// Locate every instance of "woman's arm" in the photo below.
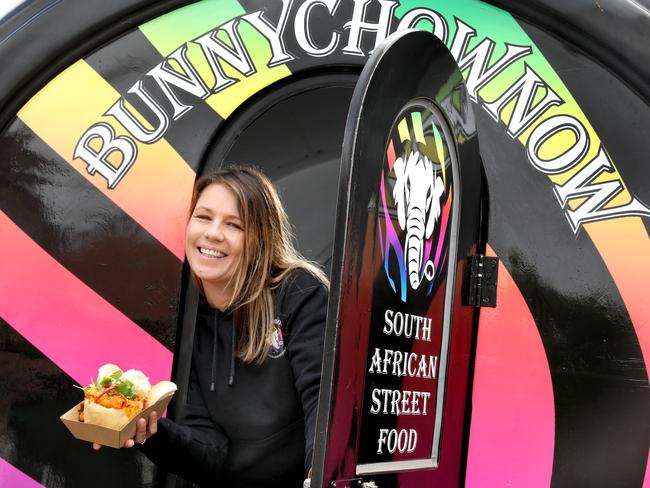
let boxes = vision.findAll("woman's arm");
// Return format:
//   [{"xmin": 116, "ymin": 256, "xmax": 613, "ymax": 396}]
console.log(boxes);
[
  {"xmin": 282, "ymin": 270, "xmax": 329, "ymax": 471},
  {"xmin": 137, "ymin": 366, "xmax": 229, "ymax": 484}
]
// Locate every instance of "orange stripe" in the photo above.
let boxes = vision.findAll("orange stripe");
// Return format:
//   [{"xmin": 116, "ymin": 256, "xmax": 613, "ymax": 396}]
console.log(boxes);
[{"xmin": 17, "ymin": 60, "xmax": 194, "ymax": 259}]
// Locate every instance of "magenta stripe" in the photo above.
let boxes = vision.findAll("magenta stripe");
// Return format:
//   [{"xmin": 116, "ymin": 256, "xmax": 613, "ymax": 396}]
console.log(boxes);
[
  {"xmin": 465, "ymin": 252, "xmax": 554, "ymax": 487},
  {"xmin": 0, "ymin": 458, "xmax": 43, "ymax": 488},
  {"xmin": 0, "ymin": 211, "xmax": 173, "ymax": 385}
]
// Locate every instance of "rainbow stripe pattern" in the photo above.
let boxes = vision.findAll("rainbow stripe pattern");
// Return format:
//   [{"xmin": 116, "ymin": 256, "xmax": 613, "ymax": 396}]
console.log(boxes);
[{"xmin": 0, "ymin": 0, "xmax": 647, "ymax": 485}]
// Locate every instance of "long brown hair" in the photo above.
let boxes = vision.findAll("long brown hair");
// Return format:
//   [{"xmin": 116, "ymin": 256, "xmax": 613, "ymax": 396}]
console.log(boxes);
[{"xmin": 187, "ymin": 165, "xmax": 328, "ymax": 364}]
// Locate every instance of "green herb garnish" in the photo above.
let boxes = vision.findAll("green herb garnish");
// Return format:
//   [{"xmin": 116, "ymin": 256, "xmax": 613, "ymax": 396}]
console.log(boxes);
[
  {"xmin": 82, "ymin": 370, "xmax": 139, "ymax": 400},
  {"xmin": 114, "ymin": 380, "xmax": 138, "ymax": 400}
]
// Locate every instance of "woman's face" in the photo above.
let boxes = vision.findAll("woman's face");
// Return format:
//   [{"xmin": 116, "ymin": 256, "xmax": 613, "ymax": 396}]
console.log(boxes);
[{"xmin": 185, "ymin": 183, "xmax": 245, "ymax": 293}]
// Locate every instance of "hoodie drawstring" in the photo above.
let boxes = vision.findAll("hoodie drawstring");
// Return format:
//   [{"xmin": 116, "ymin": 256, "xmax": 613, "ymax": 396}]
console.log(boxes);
[
  {"xmin": 210, "ymin": 313, "xmax": 218, "ymax": 392},
  {"xmin": 228, "ymin": 321, "xmax": 236, "ymax": 386},
  {"xmin": 210, "ymin": 310, "xmax": 236, "ymax": 390}
]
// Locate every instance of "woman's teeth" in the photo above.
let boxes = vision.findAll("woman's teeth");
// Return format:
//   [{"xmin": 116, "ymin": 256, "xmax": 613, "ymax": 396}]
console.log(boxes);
[{"xmin": 200, "ymin": 248, "xmax": 225, "ymax": 258}]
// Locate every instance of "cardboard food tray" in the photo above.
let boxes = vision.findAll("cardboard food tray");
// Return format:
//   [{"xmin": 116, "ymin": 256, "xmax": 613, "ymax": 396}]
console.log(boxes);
[{"xmin": 60, "ymin": 391, "xmax": 175, "ymax": 448}]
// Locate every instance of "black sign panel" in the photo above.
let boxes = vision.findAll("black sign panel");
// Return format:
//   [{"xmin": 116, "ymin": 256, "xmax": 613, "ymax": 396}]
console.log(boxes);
[
  {"xmin": 356, "ymin": 98, "xmax": 457, "ymax": 472},
  {"xmin": 314, "ymin": 29, "xmax": 483, "ymax": 486}
]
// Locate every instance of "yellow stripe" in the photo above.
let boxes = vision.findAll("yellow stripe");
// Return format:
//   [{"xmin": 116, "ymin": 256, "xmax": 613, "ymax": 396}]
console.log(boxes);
[
  {"xmin": 398, "ymin": 118, "xmax": 410, "ymax": 142},
  {"xmin": 203, "ymin": 23, "xmax": 292, "ymax": 118},
  {"xmin": 18, "ymin": 60, "xmax": 194, "ymax": 259}
]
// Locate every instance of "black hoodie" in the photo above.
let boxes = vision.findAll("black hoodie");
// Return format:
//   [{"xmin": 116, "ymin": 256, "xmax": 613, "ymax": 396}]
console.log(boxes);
[{"xmin": 139, "ymin": 269, "xmax": 328, "ymax": 487}]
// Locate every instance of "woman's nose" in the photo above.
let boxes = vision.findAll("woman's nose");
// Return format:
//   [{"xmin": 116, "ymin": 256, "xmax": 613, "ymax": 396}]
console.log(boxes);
[{"xmin": 204, "ymin": 222, "xmax": 225, "ymax": 241}]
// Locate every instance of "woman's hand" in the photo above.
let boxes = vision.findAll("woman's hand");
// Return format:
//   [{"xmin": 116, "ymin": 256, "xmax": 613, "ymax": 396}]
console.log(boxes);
[{"xmin": 92, "ymin": 411, "xmax": 158, "ymax": 450}]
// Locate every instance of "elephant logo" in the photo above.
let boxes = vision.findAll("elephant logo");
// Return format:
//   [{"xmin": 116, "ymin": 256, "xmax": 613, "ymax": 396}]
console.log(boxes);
[
  {"xmin": 393, "ymin": 151, "xmax": 445, "ymax": 291},
  {"xmin": 378, "ymin": 103, "xmax": 453, "ymax": 302}
]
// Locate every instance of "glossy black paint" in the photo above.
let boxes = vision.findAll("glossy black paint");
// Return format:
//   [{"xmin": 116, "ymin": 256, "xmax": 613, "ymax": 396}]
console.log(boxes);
[
  {"xmin": 0, "ymin": 119, "xmax": 182, "ymax": 346},
  {"xmin": 0, "ymin": 0, "xmax": 648, "ymax": 487}
]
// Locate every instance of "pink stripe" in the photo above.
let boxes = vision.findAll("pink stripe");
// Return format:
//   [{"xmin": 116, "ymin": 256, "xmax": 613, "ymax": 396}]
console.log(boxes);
[
  {"xmin": 465, "ymin": 246, "xmax": 554, "ymax": 487},
  {"xmin": 0, "ymin": 458, "xmax": 43, "ymax": 488},
  {"xmin": 378, "ymin": 215, "xmax": 384, "ymax": 260},
  {"xmin": 0, "ymin": 211, "xmax": 173, "ymax": 385}
]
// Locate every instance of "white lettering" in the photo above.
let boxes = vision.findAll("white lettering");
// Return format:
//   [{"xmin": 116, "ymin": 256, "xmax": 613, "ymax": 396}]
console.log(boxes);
[
  {"xmin": 396, "ymin": 7, "xmax": 448, "ymax": 45},
  {"xmin": 382, "ymin": 309, "xmax": 432, "ymax": 341},
  {"xmin": 382, "ymin": 349, "xmax": 394, "ymax": 376},
  {"xmin": 194, "ymin": 19, "xmax": 256, "ymax": 93},
  {"xmin": 392, "ymin": 349, "xmax": 403, "ymax": 376},
  {"xmin": 243, "ymin": 0, "xmax": 295, "ymax": 67},
  {"xmin": 295, "ymin": 0, "xmax": 341, "ymax": 57},
  {"xmin": 483, "ymin": 64, "xmax": 563, "ymax": 138},
  {"xmin": 105, "ymin": 80, "xmax": 170, "ymax": 144},
  {"xmin": 383, "ymin": 308, "xmax": 394, "ymax": 335},
  {"xmin": 377, "ymin": 429, "xmax": 417, "ymax": 454},
  {"xmin": 421, "ymin": 316, "xmax": 431, "ymax": 341},
  {"xmin": 369, "ymin": 388, "xmax": 431, "ymax": 415},
  {"xmin": 370, "ymin": 388, "xmax": 382, "ymax": 414},
  {"xmin": 554, "ymin": 146, "xmax": 650, "ymax": 231},
  {"xmin": 527, "ymin": 114, "xmax": 588, "ymax": 174},
  {"xmin": 147, "ymin": 44, "xmax": 211, "ymax": 120},
  {"xmin": 450, "ymin": 18, "xmax": 531, "ymax": 102},
  {"xmin": 368, "ymin": 348, "xmax": 386, "ymax": 374},
  {"xmin": 342, "ymin": 0, "xmax": 398, "ymax": 56},
  {"xmin": 73, "ymin": 122, "xmax": 137, "ymax": 189}
]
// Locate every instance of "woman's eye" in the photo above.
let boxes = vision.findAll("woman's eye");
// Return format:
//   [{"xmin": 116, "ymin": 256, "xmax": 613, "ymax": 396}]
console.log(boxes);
[
  {"xmin": 228, "ymin": 222, "xmax": 242, "ymax": 229},
  {"xmin": 194, "ymin": 214, "xmax": 210, "ymax": 221}
]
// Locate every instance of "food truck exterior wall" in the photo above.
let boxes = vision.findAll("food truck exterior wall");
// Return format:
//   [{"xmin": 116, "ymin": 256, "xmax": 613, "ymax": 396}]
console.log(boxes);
[{"xmin": 0, "ymin": 0, "xmax": 648, "ymax": 486}]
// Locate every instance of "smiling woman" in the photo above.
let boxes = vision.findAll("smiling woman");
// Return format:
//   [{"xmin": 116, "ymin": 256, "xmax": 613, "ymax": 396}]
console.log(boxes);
[
  {"xmin": 186, "ymin": 183, "xmax": 245, "ymax": 311},
  {"xmin": 123, "ymin": 165, "xmax": 330, "ymax": 487}
]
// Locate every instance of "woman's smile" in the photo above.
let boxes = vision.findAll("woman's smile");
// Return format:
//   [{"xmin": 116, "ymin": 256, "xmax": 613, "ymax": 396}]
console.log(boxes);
[{"xmin": 198, "ymin": 247, "xmax": 227, "ymax": 258}]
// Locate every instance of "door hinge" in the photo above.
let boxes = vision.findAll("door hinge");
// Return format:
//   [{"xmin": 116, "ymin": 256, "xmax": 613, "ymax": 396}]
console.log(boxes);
[{"xmin": 464, "ymin": 254, "xmax": 498, "ymax": 308}]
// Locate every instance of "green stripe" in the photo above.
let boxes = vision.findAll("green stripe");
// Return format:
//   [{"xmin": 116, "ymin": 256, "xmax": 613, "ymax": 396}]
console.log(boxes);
[
  {"xmin": 138, "ymin": 0, "xmax": 291, "ymax": 119},
  {"xmin": 139, "ymin": 0, "xmax": 244, "ymax": 57}
]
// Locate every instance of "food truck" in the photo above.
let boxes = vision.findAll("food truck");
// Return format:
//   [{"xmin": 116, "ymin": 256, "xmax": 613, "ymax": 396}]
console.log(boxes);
[{"xmin": 0, "ymin": 0, "xmax": 648, "ymax": 486}]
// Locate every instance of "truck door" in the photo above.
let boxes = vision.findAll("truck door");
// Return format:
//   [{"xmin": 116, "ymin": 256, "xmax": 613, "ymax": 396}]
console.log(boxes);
[{"xmin": 312, "ymin": 29, "xmax": 488, "ymax": 488}]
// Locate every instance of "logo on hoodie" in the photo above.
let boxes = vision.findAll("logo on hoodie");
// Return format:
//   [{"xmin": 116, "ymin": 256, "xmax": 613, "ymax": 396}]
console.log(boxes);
[{"xmin": 269, "ymin": 318, "xmax": 285, "ymax": 358}]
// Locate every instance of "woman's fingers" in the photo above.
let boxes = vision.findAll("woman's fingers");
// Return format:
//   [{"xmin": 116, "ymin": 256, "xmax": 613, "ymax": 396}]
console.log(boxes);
[
  {"xmin": 98, "ymin": 413, "xmax": 157, "ymax": 449},
  {"xmin": 134, "ymin": 417, "xmax": 147, "ymax": 444},
  {"xmin": 147, "ymin": 411, "xmax": 158, "ymax": 437},
  {"xmin": 127, "ymin": 412, "xmax": 157, "ymax": 448}
]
